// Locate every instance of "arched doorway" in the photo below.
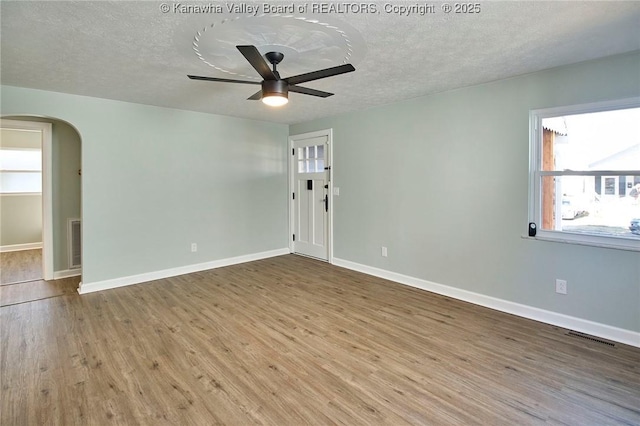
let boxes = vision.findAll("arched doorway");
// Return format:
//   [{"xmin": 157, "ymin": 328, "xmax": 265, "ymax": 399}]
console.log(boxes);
[{"xmin": 0, "ymin": 116, "xmax": 82, "ymax": 289}]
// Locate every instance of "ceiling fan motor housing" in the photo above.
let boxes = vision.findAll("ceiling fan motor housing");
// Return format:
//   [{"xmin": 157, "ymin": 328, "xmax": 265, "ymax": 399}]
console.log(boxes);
[{"xmin": 262, "ymin": 79, "xmax": 288, "ymax": 98}]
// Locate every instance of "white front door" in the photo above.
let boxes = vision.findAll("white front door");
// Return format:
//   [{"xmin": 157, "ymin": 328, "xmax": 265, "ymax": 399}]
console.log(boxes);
[
  {"xmin": 602, "ymin": 176, "xmax": 619, "ymax": 198},
  {"xmin": 291, "ymin": 133, "xmax": 330, "ymax": 260}
]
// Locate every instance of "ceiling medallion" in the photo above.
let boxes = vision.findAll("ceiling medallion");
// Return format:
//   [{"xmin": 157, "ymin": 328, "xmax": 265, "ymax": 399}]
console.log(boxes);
[{"xmin": 192, "ymin": 14, "xmax": 365, "ymax": 80}]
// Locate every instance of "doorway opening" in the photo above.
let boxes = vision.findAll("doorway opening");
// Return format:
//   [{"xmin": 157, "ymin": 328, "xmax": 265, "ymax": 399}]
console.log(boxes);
[{"xmin": 0, "ymin": 117, "xmax": 82, "ymax": 292}]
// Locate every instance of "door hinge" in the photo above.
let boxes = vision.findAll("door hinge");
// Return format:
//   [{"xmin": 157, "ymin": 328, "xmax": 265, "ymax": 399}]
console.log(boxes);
[
  {"xmin": 293, "ymin": 234, "xmax": 295, "ymax": 241},
  {"xmin": 292, "ymin": 148, "xmax": 295, "ymax": 155},
  {"xmin": 292, "ymin": 192, "xmax": 295, "ymax": 200}
]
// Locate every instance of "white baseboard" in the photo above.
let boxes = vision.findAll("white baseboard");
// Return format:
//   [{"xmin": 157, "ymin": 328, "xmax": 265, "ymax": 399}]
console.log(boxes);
[
  {"xmin": 78, "ymin": 248, "xmax": 290, "ymax": 295},
  {"xmin": 332, "ymin": 258, "xmax": 640, "ymax": 348},
  {"xmin": 54, "ymin": 268, "xmax": 81, "ymax": 280},
  {"xmin": 0, "ymin": 242, "xmax": 42, "ymax": 253}
]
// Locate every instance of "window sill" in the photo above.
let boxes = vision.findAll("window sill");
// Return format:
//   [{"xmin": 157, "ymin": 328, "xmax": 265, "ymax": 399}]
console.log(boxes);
[
  {"xmin": 0, "ymin": 192, "xmax": 43, "ymax": 196},
  {"xmin": 521, "ymin": 232, "xmax": 640, "ymax": 252}
]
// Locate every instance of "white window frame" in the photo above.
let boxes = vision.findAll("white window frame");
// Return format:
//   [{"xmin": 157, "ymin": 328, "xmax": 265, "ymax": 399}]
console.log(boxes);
[{"xmin": 528, "ymin": 97, "xmax": 640, "ymax": 252}]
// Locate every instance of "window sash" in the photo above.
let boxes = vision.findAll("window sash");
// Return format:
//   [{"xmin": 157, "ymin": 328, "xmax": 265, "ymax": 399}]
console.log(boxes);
[
  {"xmin": 538, "ymin": 170, "xmax": 639, "ymax": 177},
  {"xmin": 529, "ymin": 98, "xmax": 640, "ymax": 251},
  {"xmin": 0, "ymin": 170, "xmax": 43, "ymax": 193}
]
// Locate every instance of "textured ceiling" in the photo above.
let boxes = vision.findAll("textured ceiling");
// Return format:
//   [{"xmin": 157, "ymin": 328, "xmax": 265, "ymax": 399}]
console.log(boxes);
[{"xmin": 1, "ymin": 1, "xmax": 639, "ymax": 125}]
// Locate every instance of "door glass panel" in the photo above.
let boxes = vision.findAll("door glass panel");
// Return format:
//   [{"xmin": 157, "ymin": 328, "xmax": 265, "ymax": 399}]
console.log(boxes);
[
  {"xmin": 297, "ymin": 144, "xmax": 327, "ymax": 173},
  {"xmin": 604, "ymin": 177, "xmax": 616, "ymax": 195}
]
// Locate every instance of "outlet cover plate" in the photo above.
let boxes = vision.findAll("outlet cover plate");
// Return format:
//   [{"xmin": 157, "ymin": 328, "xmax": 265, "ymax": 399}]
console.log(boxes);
[{"xmin": 556, "ymin": 279, "xmax": 567, "ymax": 294}]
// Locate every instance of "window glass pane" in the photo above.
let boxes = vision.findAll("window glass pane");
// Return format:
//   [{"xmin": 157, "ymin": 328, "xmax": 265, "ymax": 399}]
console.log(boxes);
[
  {"xmin": 541, "ymin": 107, "xmax": 640, "ymax": 172},
  {"xmin": 0, "ymin": 172, "xmax": 42, "ymax": 193},
  {"xmin": 307, "ymin": 160, "xmax": 315, "ymax": 173},
  {"xmin": 0, "ymin": 149, "xmax": 41, "ymax": 171},
  {"xmin": 317, "ymin": 159, "xmax": 324, "ymax": 171},
  {"xmin": 540, "ymin": 174, "xmax": 640, "ymax": 239},
  {"xmin": 298, "ymin": 161, "xmax": 305, "ymax": 173},
  {"xmin": 316, "ymin": 145, "xmax": 324, "ymax": 160}
]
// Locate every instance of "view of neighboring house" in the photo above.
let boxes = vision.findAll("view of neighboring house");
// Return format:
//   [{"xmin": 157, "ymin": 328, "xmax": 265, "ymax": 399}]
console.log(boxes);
[
  {"xmin": 589, "ymin": 144, "xmax": 640, "ymax": 198},
  {"xmin": 541, "ymin": 108, "xmax": 639, "ymax": 237}
]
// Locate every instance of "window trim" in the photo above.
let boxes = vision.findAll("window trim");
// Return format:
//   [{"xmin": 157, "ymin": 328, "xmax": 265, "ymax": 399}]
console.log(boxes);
[{"xmin": 528, "ymin": 97, "xmax": 640, "ymax": 252}]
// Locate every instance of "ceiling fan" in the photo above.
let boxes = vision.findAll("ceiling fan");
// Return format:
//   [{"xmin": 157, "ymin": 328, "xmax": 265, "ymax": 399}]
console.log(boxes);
[{"xmin": 188, "ymin": 45, "xmax": 355, "ymax": 107}]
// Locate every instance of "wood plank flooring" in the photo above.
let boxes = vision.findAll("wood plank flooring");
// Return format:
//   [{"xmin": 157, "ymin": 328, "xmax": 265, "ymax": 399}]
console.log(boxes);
[
  {"xmin": 0, "ymin": 277, "xmax": 80, "ymax": 307},
  {"xmin": 0, "ymin": 249, "xmax": 42, "ymax": 285},
  {"xmin": 1, "ymin": 254, "xmax": 639, "ymax": 425}
]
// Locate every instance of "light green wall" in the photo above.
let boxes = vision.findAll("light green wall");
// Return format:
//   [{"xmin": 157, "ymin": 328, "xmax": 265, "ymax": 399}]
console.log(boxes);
[
  {"xmin": 291, "ymin": 51, "xmax": 640, "ymax": 333},
  {"xmin": 1, "ymin": 88, "xmax": 289, "ymax": 284},
  {"xmin": 3, "ymin": 117, "xmax": 82, "ymax": 271},
  {"xmin": 52, "ymin": 119, "xmax": 81, "ymax": 271},
  {"xmin": 0, "ymin": 194, "xmax": 42, "ymax": 246}
]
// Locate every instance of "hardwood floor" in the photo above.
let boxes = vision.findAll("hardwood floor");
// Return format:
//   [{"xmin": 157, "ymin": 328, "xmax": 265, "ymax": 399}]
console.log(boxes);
[
  {"xmin": 0, "ymin": 249, "xmax": 42, "ymax": 285},
  {"xmin": 1, "ymin": 255, "xmax": 639, "ymax": 425},
  {"xmin": 0, "ymin": 277, "xmax": 80, "ymax": 307}
]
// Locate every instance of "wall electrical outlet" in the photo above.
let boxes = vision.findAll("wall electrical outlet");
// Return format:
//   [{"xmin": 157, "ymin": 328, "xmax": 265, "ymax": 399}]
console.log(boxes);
[
  {"xmin": 555, "ymin": 279, "xmax": 567, "ymax": 295},
  {"xmin": 191, "ymin": 243, "xmax": 197, "ymax": 253},
  {"xmin": 381, "ymin": 246, "xmax": 388, "ymax": 257}
]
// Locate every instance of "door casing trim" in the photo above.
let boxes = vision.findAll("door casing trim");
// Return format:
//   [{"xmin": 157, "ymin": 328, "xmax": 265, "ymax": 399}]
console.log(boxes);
[{"xmin": 0, "ymin": 119, "xmax": 53, "ymax": 280}]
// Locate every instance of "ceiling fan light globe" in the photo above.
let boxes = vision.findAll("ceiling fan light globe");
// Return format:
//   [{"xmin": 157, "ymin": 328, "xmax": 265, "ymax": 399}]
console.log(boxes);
[
  {"xmin": 261, "ymin": 79, "xmax": 289, "ymax": 107},
  {"xmin": 262, "ymin": 94, "xmax": 288, "ymax": 107}
]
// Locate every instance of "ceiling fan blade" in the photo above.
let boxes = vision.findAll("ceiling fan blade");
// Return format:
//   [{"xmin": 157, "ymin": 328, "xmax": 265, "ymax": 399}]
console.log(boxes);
[
  {"xmin": 247, "ymin": 90, "xmax": 263, "ymax": 100},
  {"xmin": 187, "ymin": 75, "xmax": 260, "ymax": 85},
  {"xmin": 289, "ymin": 85, "xmax": 334, "ymax": 98},
  {"xmin": 285, "ymin": 64, "xmax": 355, "ymax": 86},
  {"xmin": 236, "ymin": 45, "xmax": 277, "ymax": 81}
]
